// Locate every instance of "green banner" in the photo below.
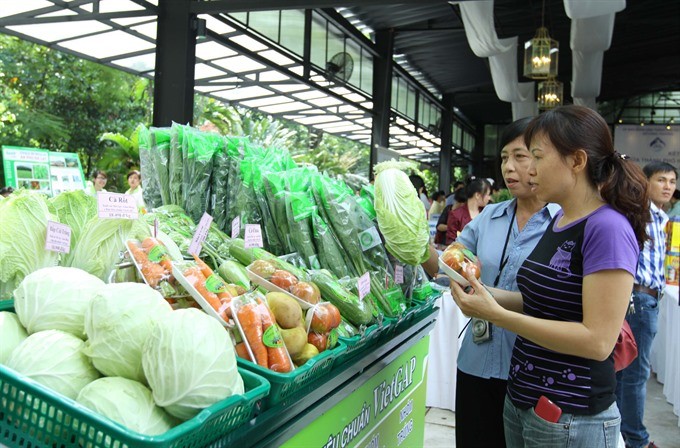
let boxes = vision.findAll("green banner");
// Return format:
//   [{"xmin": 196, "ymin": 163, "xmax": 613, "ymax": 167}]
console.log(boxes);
[
  {"xmin": 282, "ymin": 336, "xmax": 430, "ymax": 448},
  {"xmin": 1, "ymin": 146, "xmax": 52, "ymax": 195},
  {"xmin": 1, "ymin": 146, "xmax": 86, "ymax": 196}
]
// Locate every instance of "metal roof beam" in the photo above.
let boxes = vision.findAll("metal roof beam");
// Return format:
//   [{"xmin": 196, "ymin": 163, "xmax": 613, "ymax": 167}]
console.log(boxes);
[
  {"xmin": 0, "ymin": 11, "xmax": 155, "ymax": 26},
  {"xmin": 190, "ymin": 0, "xmax": 442, "ymax": 14}
]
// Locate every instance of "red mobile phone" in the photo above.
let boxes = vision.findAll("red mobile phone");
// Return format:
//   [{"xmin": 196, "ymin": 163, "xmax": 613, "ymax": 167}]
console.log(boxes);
[{"xmin": 535, "ymin": 395, "xmax": 562, "ymax": 423}]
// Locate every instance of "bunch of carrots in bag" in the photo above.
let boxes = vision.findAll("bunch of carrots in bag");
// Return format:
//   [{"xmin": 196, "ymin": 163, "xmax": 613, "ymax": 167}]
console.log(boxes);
[
  {"xmin": 233, "ymin": 294, "xmax": 293, "ymax": 373},
  {"xmin": 180, "ymin": 256, "xmax": 247, "ymax": 321}
]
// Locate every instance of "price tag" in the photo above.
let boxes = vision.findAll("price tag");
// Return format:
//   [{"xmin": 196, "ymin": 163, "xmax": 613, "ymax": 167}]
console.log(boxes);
[
  {"xmin": 231, "ymin": 216, "xmax": 240, "ymax": 239},
  {"xmin": 358, "ymin": 272, "xmax": 371, "ymax": 300},
  {"xmin": 97, "ymin": 192, "xmax": 138, "ymax": 219},
  {"xmin": 189, "ymin": 213, "xmax": 213, "ymax": 256},
  {"xmin": 45, "ymin": 221, "xmax": 71, "ymax": 254},
  {"xmin": 153, "ymin": 218, "xmax": 159, "ymax": 238},
  {"xmin": 244, "ymin": 224, "xmax": 263, "ymax": 248},
  {"xmin": 395, "ymin": 264, "xmax": 404, "ymax": 284}
]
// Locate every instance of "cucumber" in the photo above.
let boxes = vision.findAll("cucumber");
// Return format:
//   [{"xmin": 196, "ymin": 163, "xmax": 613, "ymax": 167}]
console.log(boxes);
[
  {"xmin": 310, "ymin": 271, "xmax": 374, "ymax": 326},
  {"xmin": 218, "ymin": 260, "xmax": 250, "ymax": 288},
  {"xmin": 228, "ymin": 238, "xmax": 276, "ymax": 266}
]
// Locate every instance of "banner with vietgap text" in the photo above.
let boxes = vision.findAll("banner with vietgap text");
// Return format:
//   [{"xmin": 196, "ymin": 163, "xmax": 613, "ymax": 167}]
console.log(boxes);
[{"xmin": 282, "ymin": 336, "xmax": 430, "ymax": 448}]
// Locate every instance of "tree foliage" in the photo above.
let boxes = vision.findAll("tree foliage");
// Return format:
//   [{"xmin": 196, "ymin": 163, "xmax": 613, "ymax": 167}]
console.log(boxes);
[{"xmin": 0, "ymin": 35, "xmax": 150, "ymax": 186}]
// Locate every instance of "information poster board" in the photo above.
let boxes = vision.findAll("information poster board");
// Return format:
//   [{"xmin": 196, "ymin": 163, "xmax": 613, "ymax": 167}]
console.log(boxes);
[
  {"xmin": 282, "ymin": 336, "xmax": 430, "ymax": 448},
  {"xmin": 614, "ymin": 125, "xmax": 680, "ymax": 168},
  {"xmin": 2, "ymin": 146, "xmax": 86, "ymax": 196},
  {"xmin": 1, "ymin": 146, "xmax": 52, "ymax": 195},
  {"xmin": 48, "ymin": 151, "xmax": 85, "ymax": 195}
]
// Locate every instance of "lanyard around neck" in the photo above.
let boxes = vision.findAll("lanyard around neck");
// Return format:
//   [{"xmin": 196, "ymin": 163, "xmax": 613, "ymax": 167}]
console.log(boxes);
[{"xmin": 493, "ymin": 203, "xmax": 517, "ymax": 287}]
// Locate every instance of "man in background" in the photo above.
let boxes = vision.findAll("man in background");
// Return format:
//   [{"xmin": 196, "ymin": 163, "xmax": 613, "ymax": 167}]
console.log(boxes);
[{"xmin": 616, "ymin": 161, "xmax": 677, "ymax": 448}]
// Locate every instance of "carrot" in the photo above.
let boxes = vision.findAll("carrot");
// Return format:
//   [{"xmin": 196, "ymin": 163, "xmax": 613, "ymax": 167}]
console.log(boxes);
[
  {"xmin": 235, "ymin": 342, "xmax": 252, "ymax": 362},
  {"xmin": 128, "ymin": 242, "xmax": 165, "ymax": 288},
  {"xmin": 237, "ymin": 303, "xmax": 267, "ymax": 367},
  {"xmin": 142, "ymin": 237, "xmax": 173, "ymax": 271},
  {"xmin": 260, "ymin": 302, "xmax": 293, "ymax": 373},
  {"xmin": 183, "ymin": 266, "xmax": 227, "ymax": 321},
  {"xmin": 193, "ymin": 255, "xmax": 234, "ymax": 303}
]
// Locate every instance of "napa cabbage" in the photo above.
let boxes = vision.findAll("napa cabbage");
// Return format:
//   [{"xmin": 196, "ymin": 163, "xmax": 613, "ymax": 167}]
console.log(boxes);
[
  {"xmin": 0, "ymin": 311, "xmax": 28, "ymax": 363},
  {"xmin": 6, "ymin": 330, "xmax": 99, "ymax": 399},
  {"xmin": 69, "ymin": 217, "xmax": 149, "ymax": 281},
  {"xmin": 49, "ymin": 190, "xmax": 98, "ymax": 265},
  {"xmin": 14, "ymin": 266, "xmax": 104, "ymax": 338},
  {"xmin": 84, "ymin": 283, "xmax": 172, "ymax": 383},
  {"xmin": 142, "ymin": 308, "xmax": 244, "ymax": 420},
  {"xmin": 374, "ymin": 161, "xmax": 430, "ymax": 265},
  {"xmin": 0, "ymin": 190, "xmax": 60, "ymax": 300},
  {"xmin": 76, "ymin": 377, "xmax": 177, "ymax": 435}
]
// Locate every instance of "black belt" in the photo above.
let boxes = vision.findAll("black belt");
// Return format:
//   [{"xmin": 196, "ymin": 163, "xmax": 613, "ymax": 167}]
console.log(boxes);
[{"xmin": 633, "ymin": 284, "xmax": 661, "ymax": 298}]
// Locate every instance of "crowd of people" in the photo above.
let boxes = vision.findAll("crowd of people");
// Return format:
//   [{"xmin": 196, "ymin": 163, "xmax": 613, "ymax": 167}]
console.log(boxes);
[{"xmin": 428, "ymin": 105, "xmax": 672, "ymax": 448}]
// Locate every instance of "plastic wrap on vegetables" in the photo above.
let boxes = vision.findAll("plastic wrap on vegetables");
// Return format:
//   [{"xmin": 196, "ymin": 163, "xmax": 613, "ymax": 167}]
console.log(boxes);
[
  {"xmin": 168, "ymin": 122, "xmax": 187, "ymax": 206},
  {"xmin": 149, "ymin": 127, "xmax": 171, "ymax": 206},
  {"xmin": 181, "ymin": 128, "xmax": 220, "ymax": 223},
  {"xmin": 138, "ymin": 124, "xmax": 162, "ymax": 210}
]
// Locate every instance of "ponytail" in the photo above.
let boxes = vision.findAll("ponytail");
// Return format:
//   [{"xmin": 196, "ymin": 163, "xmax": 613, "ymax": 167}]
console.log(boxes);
[{"xmin": 597, "ymin": 154, "xmax": 650, "ymax": 249}]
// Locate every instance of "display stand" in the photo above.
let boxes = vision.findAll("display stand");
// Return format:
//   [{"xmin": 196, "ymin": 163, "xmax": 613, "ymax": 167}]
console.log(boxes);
[
  {"xmin": 227, "ymin": 308, "xmax": 438, "ymax": 447},
  {"xmin": 651, "ymin": 285, "xmax": 680, "ymax": 426}
]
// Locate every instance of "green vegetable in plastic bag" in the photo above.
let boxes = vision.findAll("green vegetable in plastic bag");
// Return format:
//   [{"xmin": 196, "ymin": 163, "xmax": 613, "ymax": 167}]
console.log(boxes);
[
  {"xmin": 139, "ymin": 125, "xmax": 162, "ymax": 209},
  {"xmin": 169, "ymin": 123, "xmax": 187, "ymax": 206},
  {"xmin": 150, "ymin": 127, "xmax": 172, "ymax": 206},
  {"xmin": 373, "ymin": 160, "xmax": 430, "ymax": 266},
  {"xmin": 181, "ymin": 128, "xmax": 220, "ymax": 223}
]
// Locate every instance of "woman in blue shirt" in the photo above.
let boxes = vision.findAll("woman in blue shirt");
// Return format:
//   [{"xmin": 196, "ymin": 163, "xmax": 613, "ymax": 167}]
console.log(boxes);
[{"xmin": 455, "ymin": 117, "xmax": 560, "ymax": 447}]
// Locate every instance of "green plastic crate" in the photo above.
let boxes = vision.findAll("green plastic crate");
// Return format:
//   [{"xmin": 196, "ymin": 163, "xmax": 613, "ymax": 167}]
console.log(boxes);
[
  {"xmin": 0, "ymin": 300, "xmax": 270, "ymax": 448},
  {"xmin": 237, "ymin": 341, "xmax": 346, "ymax": 410},
  {"xmin": 336, "ymin": 318, "xmax": 385, "ymax": 363}
]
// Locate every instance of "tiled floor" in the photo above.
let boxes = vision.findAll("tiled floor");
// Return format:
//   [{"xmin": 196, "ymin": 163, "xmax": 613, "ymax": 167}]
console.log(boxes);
[{"xmin": 424, "ymin": 374, "xmax": 680, "ymax": 448}]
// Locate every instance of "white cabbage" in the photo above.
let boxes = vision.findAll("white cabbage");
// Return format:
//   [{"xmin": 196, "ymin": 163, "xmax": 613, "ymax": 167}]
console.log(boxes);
[
  {"xmin": 83, "ymin": 283, "xmax": 172, "ymax": 383},
  {"xmin": 6, "ymin": 330, "xmax": 99, "ymax": 399},
  {"xmin": 142, "ymin": 308, "xmax": 244, "ymax": 420},
  {"xmin": 0, "ymin": 311, "xmax": 28, "ymax": 363},
  {"xmin": 76, "ymin": 377, "xmax": 177, "ymax": 435},
  {"xmin": 374, "ymin": 161, "xmax": 431, "ymax": 265},
  {"xmin": 14, "ymin": 266, "xmax": 104, "ymax": 338}
]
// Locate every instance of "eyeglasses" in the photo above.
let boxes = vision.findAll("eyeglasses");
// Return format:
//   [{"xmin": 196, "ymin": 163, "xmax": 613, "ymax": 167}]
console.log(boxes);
[{"xmin": 96, "ymin": 176, "xmax": 107, "ymax": 181}]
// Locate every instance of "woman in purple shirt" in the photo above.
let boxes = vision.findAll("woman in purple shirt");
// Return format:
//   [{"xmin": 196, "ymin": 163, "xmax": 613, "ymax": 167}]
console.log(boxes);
[{"xmin": 450, "ymin": 106, "xmax": 650, "ymax": 447}]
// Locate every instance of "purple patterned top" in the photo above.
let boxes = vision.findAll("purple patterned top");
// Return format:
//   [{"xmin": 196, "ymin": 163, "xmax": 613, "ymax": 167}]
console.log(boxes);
[{"xmin": 508, "ymin": 205, "xmax": 639, "ymax": 415}]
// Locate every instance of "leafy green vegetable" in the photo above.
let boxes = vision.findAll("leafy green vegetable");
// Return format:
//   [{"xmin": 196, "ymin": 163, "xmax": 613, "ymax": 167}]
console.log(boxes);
[
  {"xmin": 76, "ymin": 377, "xmax": 177, "ymax": 436},
  {"xmin": 374, "ymin": 161, "xmax": 430, "ymax": 266},
  {"xmin": 84, "ymin": 283, "xmax": 172, "ymax": 383},
  {"xmin": 14, "ymin": 266, "xmax": 104, "ymax": 338},
  {"xmin": 168, "ymin": 122, "xmax": 187, "ymax": 206},
  {"xmin": 138, "ymin": 125, "xmax": 162, "ymax": 209},
  {"xmin": 7, "ymin": 329, "xmax": 100, "ymax": 400},
  {"xmin": 0, "ymin": 190, "xmax": 60, "ymax": 300},
  {"xmin": 182, "ymin": 128, "xmax": 220, "ymax": 223},
  {"xmin": 49, "ymin": 190, "xmax": 97, "ymax": 266},
  {"xmin": 0, "ymin": 311, "xmax": 28, "ymax": 363},
  {"xmin": 142, "ymin": 308, "xmax": 244, "ymax": 420},
  {"xmin": 69, "ymin": 217, "xmax": 149, "ymax": 281}
]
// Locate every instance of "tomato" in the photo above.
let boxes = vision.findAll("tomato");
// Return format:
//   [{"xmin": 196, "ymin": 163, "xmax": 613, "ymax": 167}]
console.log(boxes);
[
  {"xmin": 250, "ymin": 260, "xmax": 277, "ymax": 279},
  {"xmin": 311, "ymin": 303, "xmax": 342, "ymax": 333},
  {"xmin": 308, "ymin": 332, "xmax": 329, "ymax": 352},
  {"xmin": 290, "ymin": 281, "xmax": 320, "ymax": 304},
  {"xmin": 270, "ymin": 269, "xmax": 299, "ymax": 290}
]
